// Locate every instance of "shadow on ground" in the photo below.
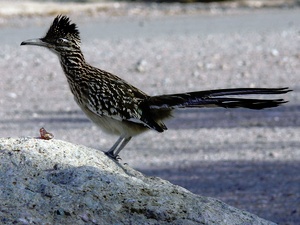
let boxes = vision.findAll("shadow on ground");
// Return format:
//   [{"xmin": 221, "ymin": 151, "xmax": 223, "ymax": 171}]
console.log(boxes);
[
  {"xmin": 139, "ymin": 160, "xmax": 300, "ymax": 225},
  {"xmin": 1, "ymin": 104, "xmax": 299, "ymax": 130}
]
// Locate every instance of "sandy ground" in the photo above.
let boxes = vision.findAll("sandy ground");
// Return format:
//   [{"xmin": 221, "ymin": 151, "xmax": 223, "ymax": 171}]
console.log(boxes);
[{"xmin": 0, "ymin": 2, "xmax": 299, "ymax": 224}]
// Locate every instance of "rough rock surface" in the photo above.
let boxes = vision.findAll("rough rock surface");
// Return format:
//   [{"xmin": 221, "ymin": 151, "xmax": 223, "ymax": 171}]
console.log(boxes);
[{"xmin": 0, "ymin": 137, "xmax": 276, "ymax": 225}]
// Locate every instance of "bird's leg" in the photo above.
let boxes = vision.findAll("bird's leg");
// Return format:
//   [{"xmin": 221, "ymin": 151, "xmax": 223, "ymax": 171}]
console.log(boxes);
[
  {"xmin": 105, "ymin": 136, "xmax": 124, "ymax": 159},
  {"xmin": 114, "ymin": 137, "xmax": 132, "ymax": 156},
  {"xmin": 105, "ymin": 136, "xmax": 132, "ymax": 160}
]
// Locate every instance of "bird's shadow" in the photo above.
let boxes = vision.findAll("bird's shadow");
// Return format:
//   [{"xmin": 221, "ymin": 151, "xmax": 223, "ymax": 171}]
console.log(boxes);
[{"xmin": 137, "ymin": 159, "xmax": 300, "ymax": 224}]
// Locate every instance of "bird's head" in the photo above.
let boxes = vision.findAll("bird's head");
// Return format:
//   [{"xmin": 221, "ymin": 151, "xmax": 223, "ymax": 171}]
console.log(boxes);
[{"xmin": 21, "ymin": 15, "xmax": 81, "ymax": 54}]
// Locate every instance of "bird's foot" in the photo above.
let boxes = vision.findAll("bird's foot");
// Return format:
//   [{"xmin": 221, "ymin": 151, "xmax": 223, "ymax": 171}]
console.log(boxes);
[{"xmin": 104, "ymin": 151, "xmax": 121, "ymax": 161}]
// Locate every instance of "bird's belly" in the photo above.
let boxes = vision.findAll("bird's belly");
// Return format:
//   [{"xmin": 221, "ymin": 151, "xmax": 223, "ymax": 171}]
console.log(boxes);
[{"xmin": 78, "ymin": 103, "xmax": 148, "ymax": 137}]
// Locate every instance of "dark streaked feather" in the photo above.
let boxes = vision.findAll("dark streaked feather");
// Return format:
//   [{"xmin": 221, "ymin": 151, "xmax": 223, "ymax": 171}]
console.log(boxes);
[{"xmin": 147, "ymin": 87, "xmax": 291, "ymax": 110}]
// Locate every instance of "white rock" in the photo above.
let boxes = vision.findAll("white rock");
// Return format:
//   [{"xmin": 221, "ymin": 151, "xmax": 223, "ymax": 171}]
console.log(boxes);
[
  {"xmin": 135, "ymin": 59, "xmax": 148, "ymax": 73},
  {"xmin": 0, "ymin": 138, "xmax": 276, "ymax": 225},
  {"xmin": 271, "ymin": 49, "xmax": 279, "ymax": 56}
]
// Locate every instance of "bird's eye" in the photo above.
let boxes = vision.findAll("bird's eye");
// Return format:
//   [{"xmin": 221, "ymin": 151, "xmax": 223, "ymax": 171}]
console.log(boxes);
[{"xmin": 57, "ymin": 38, "xmax": 68, "ymax": 44}]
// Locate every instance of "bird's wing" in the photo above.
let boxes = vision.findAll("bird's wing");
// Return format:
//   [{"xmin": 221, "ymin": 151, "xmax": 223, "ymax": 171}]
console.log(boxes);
[{"xmin": 80, "ymin": 76, "xmax": 166, "ymax": 132}]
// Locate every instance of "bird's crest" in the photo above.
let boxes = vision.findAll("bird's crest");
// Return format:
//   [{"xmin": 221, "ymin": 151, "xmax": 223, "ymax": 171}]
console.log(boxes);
[{"xmin": 43, "ymin": 15, "xmax": 80, "ymax": 44}]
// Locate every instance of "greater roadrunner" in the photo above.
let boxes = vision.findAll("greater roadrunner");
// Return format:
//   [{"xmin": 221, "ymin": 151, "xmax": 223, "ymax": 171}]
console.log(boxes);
[{"xmin": 21, "ymin": 15, "xmax": 291, "ymax": 159}]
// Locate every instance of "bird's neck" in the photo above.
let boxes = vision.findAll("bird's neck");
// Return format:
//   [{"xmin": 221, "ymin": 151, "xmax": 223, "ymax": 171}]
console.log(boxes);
[
  {"xmin": 58, "ymin": 49, "xmax": 87, "ymax": 79},
  {"xmin": 57, "ymin": 49, "xmax": 89, "ymax": 102}
]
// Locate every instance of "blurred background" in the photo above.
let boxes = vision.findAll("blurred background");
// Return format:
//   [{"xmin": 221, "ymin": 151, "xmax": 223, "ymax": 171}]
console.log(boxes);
[{"xmin": 0, "ymin": 0, "xmax": 299, "ymax": 224}]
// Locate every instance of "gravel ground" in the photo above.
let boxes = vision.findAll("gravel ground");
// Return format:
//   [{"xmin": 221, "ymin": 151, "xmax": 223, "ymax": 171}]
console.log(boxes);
[{"xmin": 0, "ymin": 4, "xmax": 299, "ymax": 225}]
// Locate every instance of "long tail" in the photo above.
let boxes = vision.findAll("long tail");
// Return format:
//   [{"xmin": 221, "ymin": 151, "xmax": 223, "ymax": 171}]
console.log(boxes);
[{"xmin": 147, "ymin": 87, "xmax": 291, "ymax": 110}]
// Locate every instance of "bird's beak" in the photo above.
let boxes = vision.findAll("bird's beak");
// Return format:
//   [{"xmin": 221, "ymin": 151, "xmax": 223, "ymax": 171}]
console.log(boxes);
[{"xmin": 21, "ymin": 38, "xmax": 49, "ymax": 47}]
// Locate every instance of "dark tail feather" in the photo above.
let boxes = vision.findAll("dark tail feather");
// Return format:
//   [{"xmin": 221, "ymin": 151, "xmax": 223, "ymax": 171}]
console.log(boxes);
[{"xmin": 147, "ymin": 87, "xmax": 291, "ymax": 110}]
